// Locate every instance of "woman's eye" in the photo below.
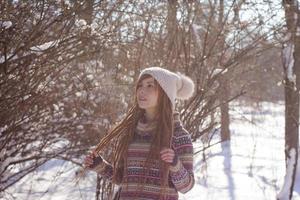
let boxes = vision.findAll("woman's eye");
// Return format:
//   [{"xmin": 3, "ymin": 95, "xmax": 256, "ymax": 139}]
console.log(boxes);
[{"xmin": 148, "ymin": 84, "xmax": 153, "ymax": 87}]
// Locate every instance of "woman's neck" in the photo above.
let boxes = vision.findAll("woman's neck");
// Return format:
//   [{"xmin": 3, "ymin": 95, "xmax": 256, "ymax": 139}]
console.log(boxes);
[{"xmin": 143, "ymin": 111, "xmax": 158, "ymax": 123}]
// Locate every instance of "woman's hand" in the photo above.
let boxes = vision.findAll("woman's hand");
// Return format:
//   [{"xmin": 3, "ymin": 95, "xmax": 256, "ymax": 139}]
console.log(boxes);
[
  {"xmin": 84, "ymin": 151, "xmax": 103, "ymax": 169},
  {"xmin": 160, "ymin": 148, "xmax": 177, "ymax": 165},
  {"xmin": 84, "ymin": 152, "xmax": 95, "ymax": 168}
]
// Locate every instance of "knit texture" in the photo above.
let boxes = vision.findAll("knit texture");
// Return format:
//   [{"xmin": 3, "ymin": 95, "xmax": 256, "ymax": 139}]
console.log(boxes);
[{"xmin": 94, "ymin": 112, "xmax": 194, "ymax": 200}]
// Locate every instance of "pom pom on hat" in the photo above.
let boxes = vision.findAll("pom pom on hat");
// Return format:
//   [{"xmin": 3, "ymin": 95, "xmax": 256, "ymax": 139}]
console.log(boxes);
[
  {"xmin": 138, "ymin": 67, "xmax": 195, "ymax": 109},
  {"xmin": 176, "ymin": 72, "xmax": 195, "ymax": 100}
]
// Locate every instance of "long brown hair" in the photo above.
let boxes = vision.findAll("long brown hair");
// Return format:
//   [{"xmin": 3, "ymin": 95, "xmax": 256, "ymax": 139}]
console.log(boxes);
[{"xmin": 94, "ymin": 74, "xmax": 174, "ymax": 199}]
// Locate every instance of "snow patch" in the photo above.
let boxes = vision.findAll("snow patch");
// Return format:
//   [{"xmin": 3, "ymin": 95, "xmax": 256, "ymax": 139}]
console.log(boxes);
[
  {"xmin": 192, "ymin": 23, "xmax": 202, "ymax": 48},
  {"xmin": 30, "ymin": 40, "xmax": 59, "ymax": 53},
  {"xmin": 75, "ymin": 19, "xmax": 87, "ymax": 27},
  {"xmin": 75, "ymin": 92, "xmax": 82, "ymax": 97},
  {"xmin": 212, "ymin": 68, "xmax": 228, "ymax": 76},
  {"xmin": 37, "ymin": 159, "xmax": 66, "ymax": 171},
  {"xmin": 277, "ymin": 148, "xmax": 297, "ymax": 200},
  {"xmin": 297, "ymin": 27, "xmax": 300, "ymax": 36},
  {"xmin": 53, "ymin": 104, "xmax": 59, "ymax": 111},
  {"xmin": 1, "ymin": 21, "xmax": 12, "ymax": 29},
  {"xmin": 0, "ymin": 125, "xmax": 8, "ymax": 136},
  {"xmin": 283, "ymin": 42, "xmax": 295, "ymax": 83},
  {"xmin": 192, "ymin": 23, "xmax": 203, "ymax": 31},
  {"xmin": 87, "ymin": 74, "xmax": 94, "ymax": 80},
  {"xmin": 3, "ymin": 102, "xmax": 300, "ymax": 200}
]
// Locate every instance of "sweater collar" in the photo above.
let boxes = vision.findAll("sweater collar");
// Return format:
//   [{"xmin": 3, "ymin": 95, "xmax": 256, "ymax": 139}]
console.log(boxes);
[{"xmin": 136, "ymin": 111, "xmax": 181, "ymax": 132}]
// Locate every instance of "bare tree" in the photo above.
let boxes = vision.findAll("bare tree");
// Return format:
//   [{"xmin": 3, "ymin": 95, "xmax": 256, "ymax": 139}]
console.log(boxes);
[
  {"xmin": 277, "ymin": 0, "xmax": 299, "ymax": 199},
  {"xmin": 218, "ymin": 0, "xmax": 230, "ymax": 141},
  {"xmin": 0, "ymin": 0, "xmax": 128, "ymax": 193}
]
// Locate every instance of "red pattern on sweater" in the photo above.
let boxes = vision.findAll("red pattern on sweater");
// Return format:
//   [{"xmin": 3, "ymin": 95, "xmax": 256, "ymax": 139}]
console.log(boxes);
[{"xmin": 94, "ymin": 112, "xmax": 194, "ymax": 200}]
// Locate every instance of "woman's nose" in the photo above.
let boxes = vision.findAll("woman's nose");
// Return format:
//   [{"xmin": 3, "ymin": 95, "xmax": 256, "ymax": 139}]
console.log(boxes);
[{"xmin": 139, "ymin": 87, "xmax": 145, "ymax": 95}]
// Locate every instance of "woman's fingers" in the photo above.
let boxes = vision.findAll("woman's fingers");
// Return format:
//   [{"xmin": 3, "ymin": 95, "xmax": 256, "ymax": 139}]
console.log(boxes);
[
  {"xmin": 160, "ymin": 148, "xmax": 174, "ymax": 154},
  {"xmin": 85, "ymin": 156, "xmax": 94, "ymax": 164},
  {"xmin": 83, "ymin": 151, "xmax": 103, "ymax": 169},
  {"xmin": 84, "ymin": 158, "xmax": 93, "ymax": 167},
  {"xmin": 84, "ymin": 152, "xmax": 96, "ymax": 168},
  {"xmin": 160, "ymin": 148, "xmax": 175, "ymax": 163}
]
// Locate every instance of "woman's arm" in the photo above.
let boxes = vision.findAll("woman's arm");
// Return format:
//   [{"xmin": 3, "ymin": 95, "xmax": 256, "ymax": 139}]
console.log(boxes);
[
  {"xmin": 169, "ymin": 127, "xmax": 195, "ymax": 193},
  {"xmin": 84, "ymin": 152, "xmax": 120, "ymax": 183},
  {"xmin": 92, "ymin": 158, "xmax": 115, "ymax": 181}
]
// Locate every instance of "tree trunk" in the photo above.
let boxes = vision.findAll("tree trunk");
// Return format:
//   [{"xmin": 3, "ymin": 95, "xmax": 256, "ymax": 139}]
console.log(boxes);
[
  {"xmin": 219, "ymin": 75, "xmax": 230, "ymax": 141},
  {"xmin": 166, "ymin": 0, "xmax": 178, "ymax": 69},
  {"xmin": 218, "ymin": 0, "xmax": 230, "ymax": 141},
  {"xmin": 277, "ymin": 1, "xmax": 300, "ymax": 199}
]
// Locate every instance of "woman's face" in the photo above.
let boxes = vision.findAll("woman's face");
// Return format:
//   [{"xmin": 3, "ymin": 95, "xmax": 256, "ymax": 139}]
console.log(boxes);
[{"xmin": 136, "ymin": 76, "xmax": 159, "ymax": 110}]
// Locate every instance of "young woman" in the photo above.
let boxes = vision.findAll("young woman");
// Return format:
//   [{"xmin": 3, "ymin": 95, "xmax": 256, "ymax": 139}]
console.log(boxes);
[{"xmin": 84, "ymin": 67, "xmax": 195, "ymax": 200}]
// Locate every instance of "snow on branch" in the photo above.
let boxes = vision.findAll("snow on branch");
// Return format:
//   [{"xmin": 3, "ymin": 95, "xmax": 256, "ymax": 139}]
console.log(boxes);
[
  {"xmin": 192, "ymin": 23, "xmax": 203, "ymax": 49},
  {"xmin": 1, "ymin": 21, "xmax": 12, "ymax": 29},
  {"xmin": 30, "ymin": 40, "xmax": 60, "ymax": 53}
]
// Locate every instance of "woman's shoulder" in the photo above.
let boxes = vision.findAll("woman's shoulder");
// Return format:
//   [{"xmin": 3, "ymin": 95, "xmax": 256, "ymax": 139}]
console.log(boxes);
[
  {"xmin": 172, "ymin": 122, "xmax": 193, "ymax": 152},
  {"xmin": 173, "ymin": 120, "xmax": 192, "ymax": 143},
  {"xmin": 173, "ymin": 123, "xmax": 191, "ymax": 139},
  {"xmin": 172, "ymin": 112, "xmax": 193, "ymax": 150},
  {"xmin": 173, "ymin": 112, "xmax": 189, "ymax": 135}
]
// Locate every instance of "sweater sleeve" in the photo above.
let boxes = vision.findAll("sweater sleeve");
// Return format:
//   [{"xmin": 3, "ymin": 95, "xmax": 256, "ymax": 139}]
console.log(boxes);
[
  {"xmin": 93, "ymin": 158, "xmax": 114, "ymax": 181},
  {"xmin": 92, "ymin": 158, "xmax": 123, "ymax": 184},
  {"xmin": 169, "ymin": 126, "xmax": 195, "ymax": 193}
]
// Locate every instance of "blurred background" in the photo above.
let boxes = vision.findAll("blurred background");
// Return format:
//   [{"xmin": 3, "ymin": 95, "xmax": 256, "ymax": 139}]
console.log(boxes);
[{"xmin": 0, "ymin": 0, "xmax": 299, "ymax": 199}]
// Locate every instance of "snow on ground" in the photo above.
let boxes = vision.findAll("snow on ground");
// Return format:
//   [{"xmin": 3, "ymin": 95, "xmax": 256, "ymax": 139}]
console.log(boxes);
[{"xmin": 3, "ymin": 102, "xmax": 300, "ymax": 200}]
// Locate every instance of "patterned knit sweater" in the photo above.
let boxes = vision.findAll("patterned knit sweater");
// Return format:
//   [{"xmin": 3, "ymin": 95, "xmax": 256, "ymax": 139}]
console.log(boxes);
[{"xmin": 94, "ymin": 112, "xmax": 194, "ymax": 200}]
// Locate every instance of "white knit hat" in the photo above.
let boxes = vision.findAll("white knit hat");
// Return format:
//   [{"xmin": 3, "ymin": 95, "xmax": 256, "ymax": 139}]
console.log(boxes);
[{"xmin": 138, "ymin": 67, "xmax": 195, "ymax": 110}]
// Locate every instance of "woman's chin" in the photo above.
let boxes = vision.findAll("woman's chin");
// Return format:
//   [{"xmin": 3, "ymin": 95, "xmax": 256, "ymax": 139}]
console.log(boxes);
[
  {"xmin": 138, "ymin": 102, "xmax": 153, "ymax": 109},
  {"xmin": 138, "ymin": 104, "xmax": 158, "ymax": 112},
  {"xmin": 138, "ymin": 104, "xmax": 147, "ymax": 109}
]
